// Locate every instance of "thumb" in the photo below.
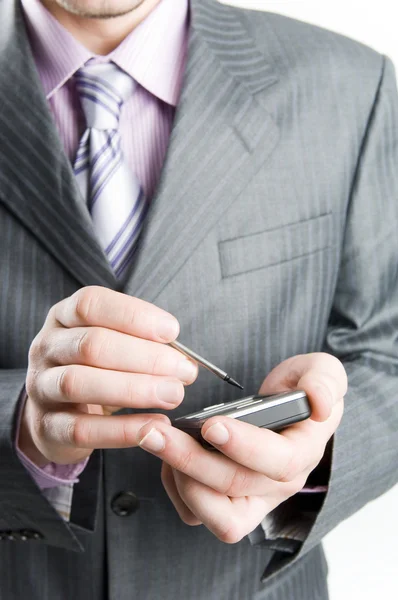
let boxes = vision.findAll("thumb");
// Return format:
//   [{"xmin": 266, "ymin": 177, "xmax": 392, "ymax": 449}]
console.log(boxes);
[{"xmin": 258, "ymin": 352, "xmax": 347, "ymax": 422}]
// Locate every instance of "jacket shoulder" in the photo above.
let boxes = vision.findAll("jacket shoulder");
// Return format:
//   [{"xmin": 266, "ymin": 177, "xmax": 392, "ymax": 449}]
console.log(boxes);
[{"xmin": 223, "ymin": 4, "xmax": 384, "ymax": 89}]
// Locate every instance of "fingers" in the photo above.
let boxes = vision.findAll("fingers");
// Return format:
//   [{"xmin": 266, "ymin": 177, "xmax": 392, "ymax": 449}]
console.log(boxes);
[
  {"xmin": 24, "ymin": 287, "xmax": 193, "ymax": 467},
  {"xmin": 40, "ymin": 412, "xmax": 171, "ymax": 458},
  {"xmin": 29, "ymin": 327, "xmax": 198, "ymax": 384},
  {"xmin": 172, "ymin": 470, "xmax": 271, "ymax": 544},
  {"xmin": 138, "ymin": 403, "xmax": 342, "ymax": 495},
  {"xmin": 201, "ymin": 416, "xmax": 312, "ymax": 482},
  {"xmin": 137, "ymin": 421, "xmax": 278, "ymax": 497},
  {"xmin": 161, "ymin": 463, "xmax": 202, "ymax": 526},
  {"xmin": 258, "ymin": 353, "xmax": 347, "ymax": 421},
  {"xmin": 33, "ymin": 365, "xmax": 185, "ymax": 411},
  {"xmin": 297, "ymin": 368, "xmax": 345, "ymax": 421},
  {"xmin": 53, "ymin": 286, "xmax": 180, "ymax": 343},
  {"xmin": 201, "ymin": 404, "xmax": 343, "ymax": 483},
  {"xmin": 282, "ymin": 399, "xmax": 344, "ymax": 448}
]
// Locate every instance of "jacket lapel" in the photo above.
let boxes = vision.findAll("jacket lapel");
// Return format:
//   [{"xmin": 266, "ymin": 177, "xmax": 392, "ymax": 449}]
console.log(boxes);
[
  {"xmin": 0, "ymin": 0, "xmax": 280, "ymax": 298},
  {"xmin": 124, "ymin": 0, "xmax": 280, "ymax": 302},
  {"xmin": 0, "ymin": 1, "xmax": 117, "ymax": 289}
]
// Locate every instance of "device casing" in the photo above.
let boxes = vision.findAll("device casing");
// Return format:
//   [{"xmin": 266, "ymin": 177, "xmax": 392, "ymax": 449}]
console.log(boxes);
[{"xmin": 172, "ymin": 390, "xmax": 311, "ymax": 447}]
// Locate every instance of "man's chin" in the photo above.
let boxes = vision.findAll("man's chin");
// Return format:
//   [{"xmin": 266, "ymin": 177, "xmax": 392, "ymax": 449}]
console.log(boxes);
[{"xmin": 53, "ymin": 0, "xmax": 147, "ymax": 19}]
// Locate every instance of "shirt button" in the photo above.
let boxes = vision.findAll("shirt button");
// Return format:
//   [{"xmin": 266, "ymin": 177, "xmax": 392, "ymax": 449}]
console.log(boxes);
[{"xmin": 111, "ymin": 492, "xmax": 140, "ymax": 517}]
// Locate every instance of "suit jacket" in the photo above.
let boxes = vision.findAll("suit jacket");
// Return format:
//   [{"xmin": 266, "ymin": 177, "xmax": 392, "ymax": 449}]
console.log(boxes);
[{"xmin": 1, "ymin": 0, "xmax": 398, "ymax": 598}]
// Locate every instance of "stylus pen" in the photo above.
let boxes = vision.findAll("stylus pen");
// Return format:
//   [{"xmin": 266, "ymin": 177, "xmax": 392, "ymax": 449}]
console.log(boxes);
[{"xmin": 168, "ymin": 340, "xmax": 244, "ymax": 390}]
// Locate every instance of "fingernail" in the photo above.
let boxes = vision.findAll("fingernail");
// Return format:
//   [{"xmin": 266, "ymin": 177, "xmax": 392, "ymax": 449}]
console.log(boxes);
[
  {"xmin": 203, "ymin": 423, "xmax": 229, "ymax": 445},
  {"xmin": 156, "ymin": 381, "xmax": 182, "ymax": 404},
  {"xmin": 177, "ymin": 359, "xmax": 197, "ymax": 384},
  {"xmin": 139, "ymin": 428, "xmax": 165, "ymax": 452},
  {"xmin": 157, "ymin": 318, "xmax": 179, "ymax": 342}
]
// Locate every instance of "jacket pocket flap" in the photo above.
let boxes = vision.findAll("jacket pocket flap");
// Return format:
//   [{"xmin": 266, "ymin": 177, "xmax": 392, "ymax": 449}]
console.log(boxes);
[{"xmin": 218, "ymin": 213, "xmax": 333, "ymax": 278}]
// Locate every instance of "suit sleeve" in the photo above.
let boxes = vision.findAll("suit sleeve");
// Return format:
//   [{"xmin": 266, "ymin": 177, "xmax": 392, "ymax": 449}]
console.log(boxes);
[
  {"xmin": 0, "ymin": 369, "xmax": 101, "ymax": 551},
  {"xmin": 259, "ymin": 55, "xmax": 398, "ymax": 580},
  {"xmin": 14, "ymin": 390, "xmax": 89, "ymax": 521}
]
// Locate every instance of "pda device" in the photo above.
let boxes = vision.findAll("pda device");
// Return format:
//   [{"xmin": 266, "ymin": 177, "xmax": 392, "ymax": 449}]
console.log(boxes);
[{"xmin": 172, "ymin": 390, "xmax": 311, "ymax": 448}]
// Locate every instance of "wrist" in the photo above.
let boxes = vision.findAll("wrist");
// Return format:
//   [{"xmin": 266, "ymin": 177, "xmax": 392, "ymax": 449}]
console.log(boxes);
[{"xmin": 18, "ymin": 396, "xmax": 49, "ymax": 468}]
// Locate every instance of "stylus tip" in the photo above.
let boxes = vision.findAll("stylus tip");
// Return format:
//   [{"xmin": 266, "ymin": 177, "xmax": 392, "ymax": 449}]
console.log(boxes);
[{"xmin": 225, "ymin": 376, "xmax": 244, "ymax": 390}]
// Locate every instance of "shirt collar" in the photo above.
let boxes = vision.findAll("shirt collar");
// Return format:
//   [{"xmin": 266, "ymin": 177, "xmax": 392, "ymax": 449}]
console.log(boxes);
[{"xmin": 21, "ymin": 0, "xmax": 189, "ymax": 107}]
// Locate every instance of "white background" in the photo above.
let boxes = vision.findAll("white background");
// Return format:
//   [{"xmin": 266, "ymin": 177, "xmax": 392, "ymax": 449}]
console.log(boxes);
[{"xmin": 221, "ymin": 2, "xmax": 398, "ymax": 599}]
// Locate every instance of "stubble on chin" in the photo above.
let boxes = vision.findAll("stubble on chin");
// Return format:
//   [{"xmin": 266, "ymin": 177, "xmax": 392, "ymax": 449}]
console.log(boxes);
[{"xmin": 53, "ymin": 0, "xmax": 147, "ymax": 18}]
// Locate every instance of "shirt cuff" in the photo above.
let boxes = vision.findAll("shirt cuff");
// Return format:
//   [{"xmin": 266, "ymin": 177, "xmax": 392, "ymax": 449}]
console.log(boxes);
[
  {"xmin": 42, "ymin": 485, "xmax": 74, "ymax": 521},
  {"xmin": 15, "ymin": 388, "xmax": 88, "ymax": 489},
  {"xmin": 301, "ymin": 486, "xmax": 328, "ymax": 493},
  {"xmin": 248, "ymin": 485, "xmax": 328, "ymax": 550}
]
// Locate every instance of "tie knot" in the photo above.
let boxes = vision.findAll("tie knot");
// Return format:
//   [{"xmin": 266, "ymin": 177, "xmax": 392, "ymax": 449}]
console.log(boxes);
[{"xmin": 75, "ymin": 62, "xmax": 136, "ymax": 130}]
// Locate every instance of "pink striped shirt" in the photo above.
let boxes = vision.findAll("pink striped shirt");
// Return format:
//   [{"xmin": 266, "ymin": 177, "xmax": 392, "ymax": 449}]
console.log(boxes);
[
  {"xmin": 17, "ymin": 0, "xmax": 189, "ymax": 493},
  {"xmin": 21, "ymin": 0, "xmax": 189, "ymax": 201}
]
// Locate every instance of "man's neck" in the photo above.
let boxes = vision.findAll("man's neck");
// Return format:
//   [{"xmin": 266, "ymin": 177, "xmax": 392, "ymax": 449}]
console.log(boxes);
[{"xmin": 40, "ymin": 0, "xmax": 161, "ymax": 54}]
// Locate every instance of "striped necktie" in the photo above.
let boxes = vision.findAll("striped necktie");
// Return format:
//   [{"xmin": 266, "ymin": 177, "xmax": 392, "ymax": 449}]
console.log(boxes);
[{"xmin": 73, "ymin": 62, "xmax": 148, "ymax": 280}]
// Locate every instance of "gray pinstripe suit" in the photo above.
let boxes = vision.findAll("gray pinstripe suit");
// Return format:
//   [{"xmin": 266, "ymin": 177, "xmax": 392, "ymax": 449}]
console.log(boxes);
[{"xmin": 1, "ymin": 0, "xmax": 398, "ymax": 598}]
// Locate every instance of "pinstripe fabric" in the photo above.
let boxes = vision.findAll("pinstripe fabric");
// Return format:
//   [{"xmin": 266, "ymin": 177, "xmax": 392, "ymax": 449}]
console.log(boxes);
[{"xmin": 1, "ymin": 0, "xmax": 398, "ymax": 599}]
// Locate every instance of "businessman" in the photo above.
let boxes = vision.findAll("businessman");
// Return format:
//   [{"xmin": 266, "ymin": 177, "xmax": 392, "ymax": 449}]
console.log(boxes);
[{"xmin": 1, "ymin": 0, "xmax": 397, "ymax": 598}]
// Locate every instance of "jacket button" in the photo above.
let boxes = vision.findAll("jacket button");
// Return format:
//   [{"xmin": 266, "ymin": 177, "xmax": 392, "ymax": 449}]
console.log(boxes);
[
  {"xmin": 111, "ymin": 492, "xmax": 140, "ymax": 517},
  {"xmin": 20, "ymin": 530, "xmax": 42, "ymax": 541}
]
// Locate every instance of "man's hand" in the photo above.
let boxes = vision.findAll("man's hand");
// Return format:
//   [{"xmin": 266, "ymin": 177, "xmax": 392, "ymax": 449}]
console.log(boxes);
[
  {"xmin": 20, "ymin": 286, "xmax": 198, "ymax": 467},
  {"xmin": 136, "ymin": 353, "xmax": 347, "ymax": 543}
]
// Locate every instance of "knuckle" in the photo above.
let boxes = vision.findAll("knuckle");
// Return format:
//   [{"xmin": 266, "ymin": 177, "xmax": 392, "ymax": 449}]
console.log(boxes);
[
  {"xmin": 28, "ymin": 334, "xmax": 48, "ymax": 364},
  {"xmin": 320, "ymin": 352, "xmax": 344, "ymax": 372},
  {"xmin": 22, "ymin": 396, "xmax": 42, "ymax": 438},
  {"xmin": 284, "ymin": 368, "xmax": 303, "ymax": 390},
  {"xmin": 223, "ymin": 467, "xmax": 251, "ymax": 497},
  {"xmin": 119, "ymin": 421, "xmax": 132, "ymax": 447},
  {"xmin": 284, "ymin": 475, "xmax": 307, "ymax": 498},
  {"xmin": 70, "ymin": 416, "xmax": 88, "ymax": 448},
  {"xmin": 57, "ymin": 367, "xmax": 78, "ymax": 400},
  {"xmin": 149, "ymin": 350, "xmax": 168, "ymax": 376},
  {"xmin": 32, "ymin": 370, "xmax": 54, "ymax": 405},
  {"xmin": 25, "ymin": 368, "xmax": 40, "ymax": 400},
  {"xmin": 120, "ymin": 300, "xmax": 139, "ymax": 332},
  {"xmin": 174, "ymin": 450, "xmax": 195, "ymax": 474},
  {"xmin": 74, "ymin": 287, "xmax": 101, "ymax": 325},
  {"xmin": 179, "ymin": 477, "xmax": 198, "ymax": 502},
  {"xmin": 275, "ymin": 444, "xmax": 302, "ymax": 483},
  {"xmin": 47, "ymin": 301, "xmax": 63, "ymax": 324},
  {"xmin": 38, "ymin": 409, "xmax": 53, "ymax": 441},
  {"xmin": 317, "ymin": 353, "xmax": 348, "ymax": 395},
  {"xmin": 77, "ymin": 328, "xmax": 108, "ymax": 363},
  {"xmin": 125, "ymin": 375, "xmax": 151, "ymax": 406},
  {"xmin": 218, "ymin": 520, "xmax": 244, "ymax": 544},
  {"xmin": 123, "ymin": 375, "xmax": 139, "ymax": 404},
  {"xmin": 240, "ymin": 443, "xmax": 258, "ymax": 467}
]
